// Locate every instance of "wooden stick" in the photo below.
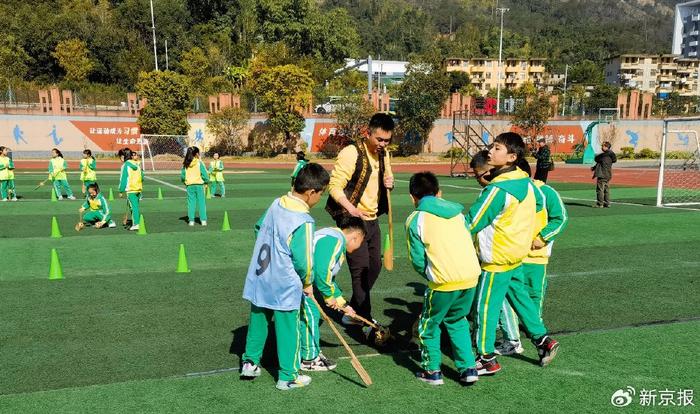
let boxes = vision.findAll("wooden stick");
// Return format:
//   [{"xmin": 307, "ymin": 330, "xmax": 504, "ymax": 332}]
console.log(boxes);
[
  {"xmin": 309, "ymin": 296, "xmax": 372, "ymax": 386},
  {"xmin": 383, "ymin": 161, "xmax": 394, "ymax": 271}
]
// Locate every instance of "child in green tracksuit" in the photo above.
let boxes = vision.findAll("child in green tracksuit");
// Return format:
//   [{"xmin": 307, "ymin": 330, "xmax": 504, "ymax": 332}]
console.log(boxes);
[
  {"xmin": 240, "ymin": 162, "xmax": 330, "ymax": 390},
  {"xmin": 0, "ymin": 146, "xmax": 15, "ymax": 201},
  {"xmin": 79, "ymin": 183, "xmax": 116, "ymax": 229},
  {"xmin": 467, "ymin": 132, "xmax": 559, "ymax": 376},
  {"xmin": 290, "ymin": 151, "xmax": 308, "ymax": 187},
  {"xmin": 298, "ymin": 216, "xmax": 366, "ymax": 372},
  {"xmin": 49, "ymin": 148, "xmax": 76, "ymax": 200},
  {"xmin": 80, "ymin": 149, "xmax": 97, "ymax": 195},
  {"xmin": 497, "ymin": 160, "xmax": 569, "ymax": 356},
  {"xmin": 406, "ymin": 172, "xmax": 482, "ymax": 386},
  {"xmin": 118, "ymin": 148, "xmax": 144, "ymax": 231},
  {"xmin": 208, "ymin": 152, "xmax": 225, "ymax": 197},
  {"xmin": 181, "ymin": 146, "xmax": 209, "ymax": 226}
]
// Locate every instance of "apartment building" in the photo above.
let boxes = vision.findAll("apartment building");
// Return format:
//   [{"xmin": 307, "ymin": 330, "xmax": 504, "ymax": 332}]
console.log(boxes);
[
  {"xmin": 604, "ymin": 54, "xmax": 700, "ymax": 96},
  {"xmin": 444, "ymin": 57, "xmax": 546, "ymax": 94},
  {"xmin": 673, "ymin": 0, "xmax": 700, "ymax": 58}
]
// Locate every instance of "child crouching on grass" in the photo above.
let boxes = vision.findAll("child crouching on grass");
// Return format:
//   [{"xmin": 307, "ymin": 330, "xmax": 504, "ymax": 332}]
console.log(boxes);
[
  {"xmin": 298, "ymin": 215, "xmax": 366, "ymax": 372},
  {"xmin": 405, "ymin": 172, "xmax": 482, "ymax": 386},
  {"xmin": 240, "ymin": 163, "xmax": 330, "ymax": 390},
  {"xmin": 79, "ymin": 183, "xmax": 116, "ymax": 229}
]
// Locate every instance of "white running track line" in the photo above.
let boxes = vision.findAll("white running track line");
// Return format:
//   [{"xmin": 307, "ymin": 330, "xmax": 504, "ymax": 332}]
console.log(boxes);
[{"xmin": 145, "ymin": 176, "xmax": 187, "ymax": 192}]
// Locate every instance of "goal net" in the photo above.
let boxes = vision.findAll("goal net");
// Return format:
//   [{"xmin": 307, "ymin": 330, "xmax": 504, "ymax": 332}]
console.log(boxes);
[
  {"xmin": 656, "ymin": 119, "xmax": 700, "ymax": 208},
  {"xmin": 140, "ymin": 134, "xmax": 190, "ymax": 172}
]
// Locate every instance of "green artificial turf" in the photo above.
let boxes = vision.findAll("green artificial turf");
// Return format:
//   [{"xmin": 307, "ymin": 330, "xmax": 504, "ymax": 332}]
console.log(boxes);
[{"xmin": 1, "ymin": 170, "xmax": 698, "ymax": 412}]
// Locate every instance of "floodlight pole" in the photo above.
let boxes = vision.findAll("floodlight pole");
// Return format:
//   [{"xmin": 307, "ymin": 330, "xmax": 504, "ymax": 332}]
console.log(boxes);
[
  {"xmin": 496, "ymin": 8, "xmax": 508, "ymax": 115},
  {"xmin": 561, "ymin": 64, "xmax": 568, "ymax": 116},
  {"xmin": 150, "ymin": 0, "xmax": 158, "ymax": 71}
]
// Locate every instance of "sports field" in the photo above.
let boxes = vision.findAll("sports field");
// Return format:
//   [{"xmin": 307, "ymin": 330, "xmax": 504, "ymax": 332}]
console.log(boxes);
[{"xmin": 1, "ymin": 167, "xmax": 698, "ymax": 413}]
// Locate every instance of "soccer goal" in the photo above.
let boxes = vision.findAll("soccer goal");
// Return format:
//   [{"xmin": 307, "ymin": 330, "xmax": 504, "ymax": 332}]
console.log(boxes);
[
  {"xmin": 656, "ymin": 118, "xmax": 700, "ymax": 208},
  {"xmin": 598, "ymin": 107, "xmax": 620, "ymax": 123},
  {"xmin": 140, "ymin": 134, "xmax": 190, "ymax": 172}
]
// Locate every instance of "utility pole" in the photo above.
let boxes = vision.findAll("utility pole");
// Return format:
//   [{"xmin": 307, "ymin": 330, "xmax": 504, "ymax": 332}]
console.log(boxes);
[
  {"xmin": 150, "ymin": 0, "xmax": 158, "ymax": 71},
  {"xmin": 496, "ymin": 7, "xmax": 508, "ymax": 115},
  {"xmin": 561, "ymin": 64, "xmax": 568, "ymax": 116}
]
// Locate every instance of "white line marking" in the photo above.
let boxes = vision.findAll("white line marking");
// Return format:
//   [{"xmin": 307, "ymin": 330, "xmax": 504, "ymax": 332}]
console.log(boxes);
[{"xmin": 145, "ymin": 176, "xmax": 186, "ymax": 192}]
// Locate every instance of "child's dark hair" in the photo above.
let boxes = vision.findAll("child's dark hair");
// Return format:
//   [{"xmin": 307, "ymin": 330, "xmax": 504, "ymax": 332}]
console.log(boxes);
[
  {"xmin": 368, "ymin": 113, "xmax": 395, "ymax": 133},
  {"xmin": 183, "ymin": 146, "xmax": 200, "ymax": 168},
  {"xmin": 469, "ymin": 149, "xmax": 490, "ymax": 170},
  {"xmin": 83, "ymin": 149, "xmax": 92, "ymax": 157},
  {"xmin": 602, "ymin": 141, "xmax": 612, "ymax": 149},
  {"xmin": 515, "ymin": 158, "xmax": 532, "ymax": 177},
  {"xmin": 293, "ymin": 162, "xmax": 330, "ymax": 193},
  {"xmin": 87, "ymin": 183, "xmax": 100, "ymax": 193},
  {"xmin": 337, "ymin": 215, "xmax": 367, "ymax": 237},
  {"xmin": 409, "ymin": 171, "xmax": 440, "ymax": 200},
  {"xmin": 0, "ymin": 146, "xmax": 5, "ymax": 152},
  {"xmin": 493, "ymin": 132, "xmax": 526, "ymax": 160},
  {"xmin": 52, "ymin": 148, "xmax": 64, "ymax": 158},
  {"xmin": 296, "ymin": 151, "xmax": 306, "ymax": 161},
  {"xmin": 118, "ymin": 147, "xmax": 132, "ymax": 161}
]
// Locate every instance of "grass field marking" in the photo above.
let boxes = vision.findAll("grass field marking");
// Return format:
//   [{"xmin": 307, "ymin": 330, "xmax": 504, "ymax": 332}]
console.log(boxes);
[{"xmin": 145, "ymin": 176, "xmax": 186, "ymax": 193}]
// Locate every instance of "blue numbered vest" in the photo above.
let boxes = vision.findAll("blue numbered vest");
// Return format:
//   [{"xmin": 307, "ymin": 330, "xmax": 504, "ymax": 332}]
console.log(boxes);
[
  {"xmin": 243, "ymin": 198, "xmax": 314, "ymax": 311},
  {"xmin": 313, "ymin": 228, "xmax": 345, "ymax": 279}
]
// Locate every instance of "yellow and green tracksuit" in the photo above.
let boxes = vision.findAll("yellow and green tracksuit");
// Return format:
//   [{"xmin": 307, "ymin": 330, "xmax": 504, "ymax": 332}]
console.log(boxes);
[
  {"xmin": 81, "ymin": 193, "xmax": 112, "ymax": 225},
  {"xmin": 499, "ymin": 180, "xmax": 569, "ymax": 342},
  {"xmin": 119, "ymin": 160, "xmax": 143, "ymax": 225},
  {"xmin": 49, "ymin": 157, "xmax": 74, "ymax": 198},
  {"xmin": 0, "ymin": 155, "xmax": 12, "ymax": 200},
  {"xmin": 181, "ymin": 160, "xmax": 209, "ymax": 222},
  {"xmin": 406, "ymin": 196, "xmax": 481, "ymax": 372},
  {"xmin": 242, "ymin": 194, "xmax": 314, "ymax": 382},
  {"xmin": 300, "ymin": 228, "xmax": 347, "ymax": 361},
  {"xmin": 467, "ymin": 167, "xmax": 546, "ymax": 356},
  {"xmin": 208, "ymin": 160, "xmax": 225, "ymax": 196},
  {"xmin": 80, "ymin": 157, "xmax": 97, "ymax": 190}
]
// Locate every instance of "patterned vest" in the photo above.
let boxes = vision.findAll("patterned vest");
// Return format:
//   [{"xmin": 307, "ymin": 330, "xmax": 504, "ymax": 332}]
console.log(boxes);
[{"xmin": 325, "ymin": 142, "xmax": 388, "ymax": 221}]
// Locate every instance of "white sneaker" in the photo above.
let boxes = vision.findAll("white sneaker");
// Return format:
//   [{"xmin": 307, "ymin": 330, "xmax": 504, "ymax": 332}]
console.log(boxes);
[
  {"xmin": 67, "ymin": 195, "xmax": 76, "ymax": 200},
  {"xmin": 129, "ymin": 224, "xmax": 140, "ymax": 231},
  {"xmin": 201, "ymin": 221, "xmax": 207, "ymax": 226},
  {"xmin": 240, "ymin": 361, "xmax": 261, "ymax": 379},
  {"xmin": 0, "ymin": 199, "xmax": 6, "ymax": 202},
  {"xmin": 300, "ymin": 353, "xmax": 337, "ymax": 371},
  {"xmin": 188, "ymin": 221, "xmax": 195, "ymax": 226},
  {"xmin": 495, "ymin": 340, "xmax": 524, "ymax": 356},
  {"xmin": 57, "ymin": 196, "xmax": 64, "ymax": 200},
  {"xmin": 341, "ymin": 314, "xmax": 363, "ymax": 326},
  {"xmin": 108, "ymin": 220, "xmax": 116, "ymax": 228},
  {"xmin": 11, "ymin": 197, "xmax": 17, "ymax": 201},
  {"xmin": 276, "ymin": 374, "xmax": 311, "ymax": 390}
]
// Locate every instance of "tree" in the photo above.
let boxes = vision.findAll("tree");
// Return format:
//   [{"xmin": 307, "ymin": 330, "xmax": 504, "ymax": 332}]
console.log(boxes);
[
  {"xmin": 250, "ymin": 64, "xmax": 314, "ymax": 153},
  {"xmin": 569, "ymin": 59, "xmax": 604, "ymax": 85},
  {"xmin": 52, "ymin": 38, "xmax": 94, "ymax": 83},
  {"xmin": 0, "ymin": 35, "xmax": 30, "ymax": 84},
  {"xmin": 448, "ymin": 71, "xmax": 471, "ymax": 93},
  {"xmin": 396, "ymin": 61, "xmax": 450, "ymax": 153},
  {"xmin": 511, "ymin": 93, "xmax": 551, "ymax": 149},
  {"xmin": 179, "ymin": 47, "xmax": 210, "ymax": 93},
  {"xmin": 136, "ymin": 70, "xmax": 192, "ymax": 135},
  {"xmin": 585, "ymin": 84, "xmax": 619, "ymax": 114},
  {"xmin": 206, "ymin": 106, "xmax": 250, "ymax": 155}
]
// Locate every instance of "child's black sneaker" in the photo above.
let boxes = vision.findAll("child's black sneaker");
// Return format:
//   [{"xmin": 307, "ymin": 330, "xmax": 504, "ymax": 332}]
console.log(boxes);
[
  {"xmin": 459, "ymin": 368, "xmax": 479, "ymax": 385},
  {"xmin": 475, "ymin": 354, "xmax": 501, "ymax": 376},
  {"xmin": 535, "ymin": 335, "xmax": 559, "ymax": 367},
  {"xmin": 415, "ymin": 370, "xmax": 444, "ymax": 385}
]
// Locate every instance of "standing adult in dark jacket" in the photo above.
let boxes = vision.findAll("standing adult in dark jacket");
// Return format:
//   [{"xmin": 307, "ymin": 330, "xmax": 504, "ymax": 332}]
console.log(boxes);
[
  {"xmin": 532, "ymin": 138, "xmax": 551, "ymax": 182},
  {"xmin": 592, "ymin": 141, "xmax": 617, "ymax": 208}
]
